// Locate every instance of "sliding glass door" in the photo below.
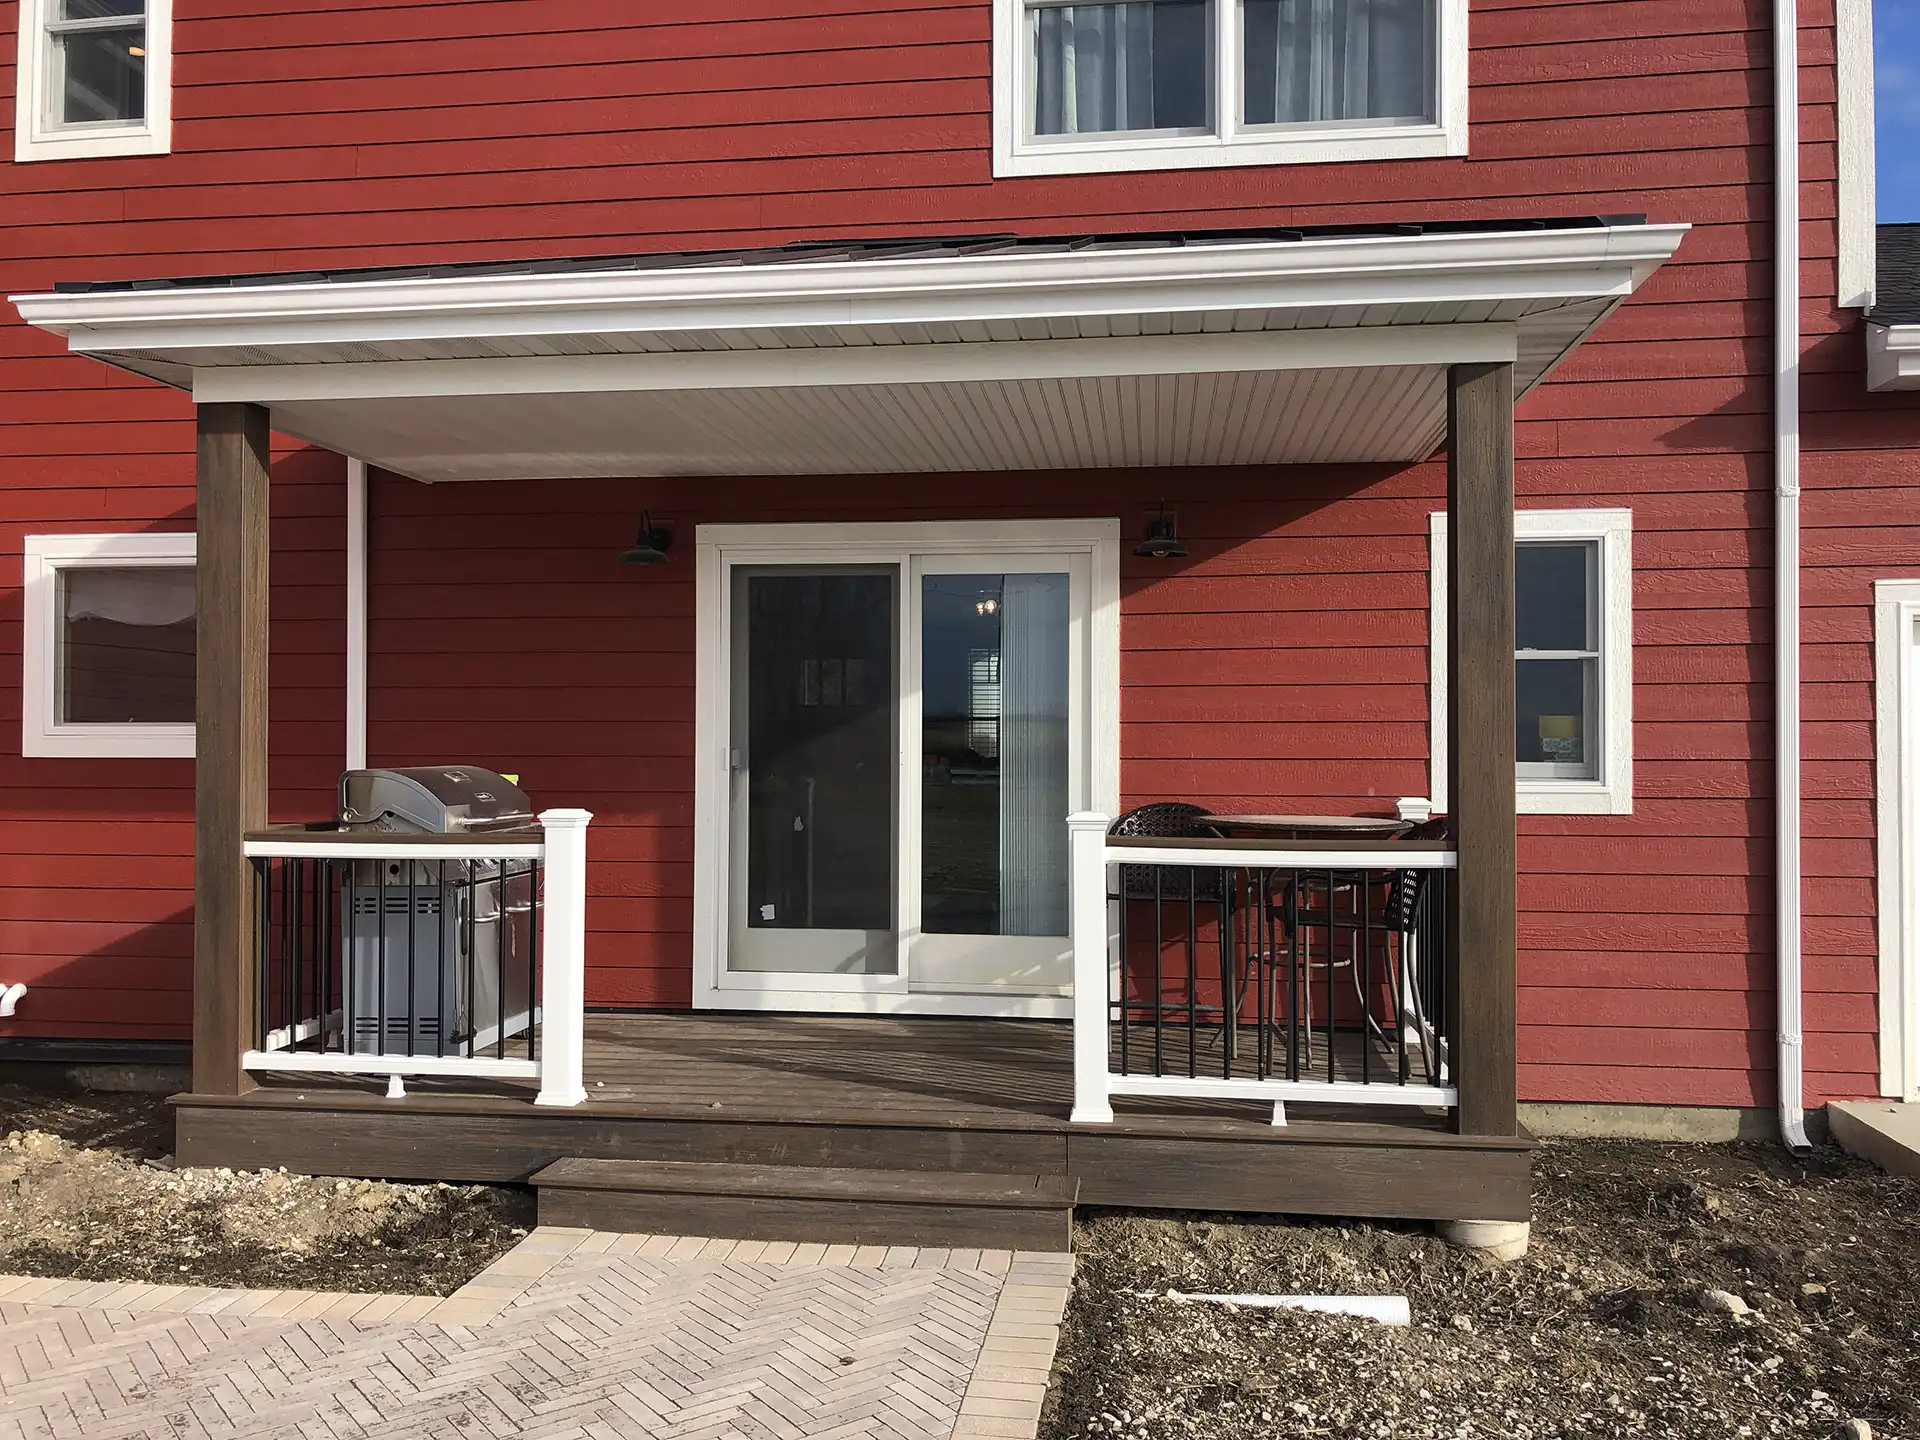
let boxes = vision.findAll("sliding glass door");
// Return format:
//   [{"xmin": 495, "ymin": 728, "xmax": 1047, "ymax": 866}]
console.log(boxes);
[{"xmin": 716, "ymin": 545, "xmax": 1089, "ymax": 1003}]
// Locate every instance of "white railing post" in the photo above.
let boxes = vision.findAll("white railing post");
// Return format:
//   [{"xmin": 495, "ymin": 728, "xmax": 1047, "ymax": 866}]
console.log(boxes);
[
  {"xmin": 534, "ymin": 808, "xmax": 592, "ymax": 1107},
  {"xmin": 1068, "ymin": 812, "xmax": 1114, "ymax": 1124}
]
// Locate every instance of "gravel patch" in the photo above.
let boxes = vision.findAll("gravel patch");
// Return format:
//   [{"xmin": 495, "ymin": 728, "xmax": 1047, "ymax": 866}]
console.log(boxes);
[
  {"xmin": 0, "ymin": 1083, "xmax": 532, "ymax": 1296},
  {"xmin": 1043, "ymin": 1139, "xmax": 1919, "ymax": 1440}
]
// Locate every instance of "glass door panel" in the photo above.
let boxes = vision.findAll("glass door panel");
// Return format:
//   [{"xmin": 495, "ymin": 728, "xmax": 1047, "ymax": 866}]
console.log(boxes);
[
  {"xmin": 912, "ymin": 558, "xmax": 1082, "ymax": 993},
  {"xmin": 727, "ymin": 566, "xmax": 900, "ymax": 978}
]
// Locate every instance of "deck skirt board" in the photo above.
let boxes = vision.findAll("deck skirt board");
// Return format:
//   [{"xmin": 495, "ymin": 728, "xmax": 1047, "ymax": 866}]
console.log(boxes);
[
  {"xmin": 171, "ymin": 1013, "xmax": 1534, "ymax": 1224},
  {"xmin": 531, "ymin": 1159, "xmax": 1079, "ymax": 1250}
]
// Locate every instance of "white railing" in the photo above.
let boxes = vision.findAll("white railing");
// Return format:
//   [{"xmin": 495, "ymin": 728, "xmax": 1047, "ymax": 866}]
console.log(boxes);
[
  {"xmin": 1067, "ymin": 812, "xmax": 1459, "ymax": 1126},
  {"xmin": 240, "ymin": 808, "xmax": 591, "ymax": 1107}
]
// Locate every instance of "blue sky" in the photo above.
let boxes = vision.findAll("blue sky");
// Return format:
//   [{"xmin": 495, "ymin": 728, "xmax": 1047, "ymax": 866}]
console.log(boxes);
[{"xmin": 1880, "ymin": 1, "xmax": 1920, "ymax": 220}]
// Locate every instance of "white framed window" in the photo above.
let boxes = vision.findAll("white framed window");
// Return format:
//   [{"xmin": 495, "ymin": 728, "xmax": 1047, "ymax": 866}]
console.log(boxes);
[
  {"xmin": 1428, "ymin": 508, "xmax": 1633, "ymax": 816},
  {"xmin": 13, "ymin": 0, "xmax": 173, "ymax": 163},
  {"xmin": 992, "ymin": 0, "xmax": 1468, "ymax": 177},
  {"xmin": 22, "ymin": 532, "xmax": 196, "ymax": 759}
]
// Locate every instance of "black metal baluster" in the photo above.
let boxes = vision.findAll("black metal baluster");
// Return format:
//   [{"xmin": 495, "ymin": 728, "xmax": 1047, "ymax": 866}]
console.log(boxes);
[
  {"xmin": 1361, "ymin": 867, "xmax": 1373, "ymax": 1087},
  {"xmin": 465, "ymin": 860, "xmax": 478, "ymax": 1061},
  {"xmin": 1326, "ymin": 867, "xmax": 1337, "ymax": 1085},
  {"xmin": 1217, "ymin": 866, "xmax": 1232, "ymax": 1080},
  {"xmin": 1287, "ymin": 867, "xmax": 1301, "ymax": 1082},
  {"xmin": 1396, "ymin": 873, "xmax": 1411, "ymax": 1085},
  {"xmin": 1185, "ymin": 879, "xmax": 1197, "ymax": 1079},
  {"xmin": 499, "ymin": 864, "xmax": 514, "ymax": 1067},
  {"xmin": 254, "ymin": 860, "xmax": 268, "ymax": 1050},
  {"xmin": 1152, "ymin": 868, "xmax": 1164, "ymax": 1078},
  {"xmin": 320, "ymin": 860, "xmax": 334, "ymax": 1056},
  {"xmin": 1256, "ymin": 868, "xmax": 1270, "ymax": 1082}
]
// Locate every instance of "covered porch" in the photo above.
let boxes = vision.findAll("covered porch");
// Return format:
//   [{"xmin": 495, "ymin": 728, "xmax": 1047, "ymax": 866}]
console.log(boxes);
[{"xmin": 10, "ymin": 218, "xmax": 1686, "ymax": 1225}]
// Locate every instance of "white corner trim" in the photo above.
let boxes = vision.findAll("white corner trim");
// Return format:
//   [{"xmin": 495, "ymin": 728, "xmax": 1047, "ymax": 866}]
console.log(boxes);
[
  {"xmin": 1429, "ymin": 507, "xmax": 1634, "ymax": 815},
  {"xmin": 22, "ymin": 531, "xmax": 196, "ymax": 760},
  {"xmin": 11, "ymin": 224, "xmax": 1690, "ymax": 357},
  {"xmin": 690, "ymin": 518, "xmax": 1121, "ymax": 1015},
  {"xmin": 345, "ymin": 457, "xmax": 369, "ymax": 772},
  {"xmin": 1837, "ymin": 0, "xmax": 1876, "ymax": 310},
  {"xmin": 1867, "ymin": 323, "xmax": 1920, "ymax": 391},
  {"xmin": 1873, "ymin": 579, "xmax": 1920, "ymax": 1100},
  {"xmin": 990, "ymin": 0, "xmax": 1468, "ymax": 177},
  {"xmin": 13, "ymin": 0, "xmax": 173, "ymax": 163}
]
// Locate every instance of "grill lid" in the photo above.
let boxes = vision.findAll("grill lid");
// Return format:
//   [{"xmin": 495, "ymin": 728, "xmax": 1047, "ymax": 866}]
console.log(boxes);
[{"xmin": 338, "ymin": 767, "xmax": 533, "ymax": 834}]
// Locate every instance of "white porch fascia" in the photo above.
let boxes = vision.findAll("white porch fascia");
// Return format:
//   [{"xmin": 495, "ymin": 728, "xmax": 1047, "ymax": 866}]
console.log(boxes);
[{"xmin": 10, "ymin": 223, "xmax": 1688, "ymax": 480}]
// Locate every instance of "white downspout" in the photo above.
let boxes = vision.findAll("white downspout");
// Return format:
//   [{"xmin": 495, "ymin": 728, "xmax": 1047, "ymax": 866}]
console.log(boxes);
[
  {"xmin": 1775, "ymin": 0, "xmax": 1812, "ymax": 1150},
  {"xmin": 346, "ymin": 457, "xmax": 369, "ymax": 772}
]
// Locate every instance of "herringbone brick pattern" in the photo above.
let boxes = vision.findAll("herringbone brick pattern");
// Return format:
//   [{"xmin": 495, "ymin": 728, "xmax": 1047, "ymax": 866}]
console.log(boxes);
[{"xmin": 0, "ymin": 1235, "xmax": 1065, "ymax": 1440}]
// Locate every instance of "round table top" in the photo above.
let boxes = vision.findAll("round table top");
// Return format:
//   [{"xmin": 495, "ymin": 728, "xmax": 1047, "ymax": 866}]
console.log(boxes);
[{"xmin": 1203, "ymin": 813, "xmax": 1412, "ymax": 835}]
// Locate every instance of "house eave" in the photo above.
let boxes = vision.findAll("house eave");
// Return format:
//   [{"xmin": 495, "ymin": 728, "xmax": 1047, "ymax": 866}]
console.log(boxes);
[{"xmin": 7, "ymin": 222, "xmax": 1689, "ymax": 480}]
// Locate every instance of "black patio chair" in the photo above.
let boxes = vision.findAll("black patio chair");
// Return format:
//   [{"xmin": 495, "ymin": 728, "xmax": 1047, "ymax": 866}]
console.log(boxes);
[{"xmin": 1107, "ymin": 802, "xmax": 1224, "ymax": 902}]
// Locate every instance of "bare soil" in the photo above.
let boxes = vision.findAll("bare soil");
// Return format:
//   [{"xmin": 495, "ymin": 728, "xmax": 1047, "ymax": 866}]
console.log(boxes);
[
  {"xmin": 0, "ymin": 1084, "xmax": 532, "ymax": 1296},
  {"xmin": 1043, "ymin": 1139, "xmax": 1919, "ymax": 1440}
]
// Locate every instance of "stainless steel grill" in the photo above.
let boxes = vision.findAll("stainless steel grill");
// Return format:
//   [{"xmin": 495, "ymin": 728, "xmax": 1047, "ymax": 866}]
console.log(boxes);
[{"xmin": 336, "ymin": 767, "xmax": 536, "ymax": 1056}]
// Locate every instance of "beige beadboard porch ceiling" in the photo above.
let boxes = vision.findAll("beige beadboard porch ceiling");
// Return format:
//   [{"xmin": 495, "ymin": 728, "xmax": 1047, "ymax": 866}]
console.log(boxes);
[{"xmin": 11, "ymin": 221, "xmax": 1685, "ymax": 481}]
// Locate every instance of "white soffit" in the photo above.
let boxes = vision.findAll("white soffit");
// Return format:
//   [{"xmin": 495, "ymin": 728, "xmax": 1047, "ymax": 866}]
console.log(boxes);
[{"xmin": 10, "ymin": 224, "xmax": 1688, "ymax": 479}]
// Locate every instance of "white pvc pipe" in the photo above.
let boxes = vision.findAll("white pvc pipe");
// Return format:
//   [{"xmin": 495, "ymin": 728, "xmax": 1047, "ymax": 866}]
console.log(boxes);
[
  {"xmin": 1775, "ymin": 0, "xmax": 1812, "ymax": 1150},
  {"xmin": 345, "ymin": 457, "xmax": 369, "ymax": 773},
  {"xmin": 1159, "ymin": 1292, "xmax": 1413, "ymax": 1327},
  {"xmin": 0, "ymin": 983, "xmax": 24, "ymax": 1017}
]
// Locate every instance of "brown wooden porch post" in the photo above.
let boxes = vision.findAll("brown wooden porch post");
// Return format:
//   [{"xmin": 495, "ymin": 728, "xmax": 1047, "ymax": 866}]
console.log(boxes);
[
  {"xmin": 1446, "ymin": 362, "xmax": 1519, "ymax": 1138},
  {"xmin": 192, "ymin": 403, "xmax": 271, "ymax": 1097}
]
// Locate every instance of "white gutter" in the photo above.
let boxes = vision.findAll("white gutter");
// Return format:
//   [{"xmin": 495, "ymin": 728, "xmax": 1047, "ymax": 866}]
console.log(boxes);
[
  {"xmin": 1776, "ymin": 0, "xmax": 1812, "ymax": 1150},
  {"xmin": 9, "ymin": 224, "xmax": 1689, "ymax": 355}
]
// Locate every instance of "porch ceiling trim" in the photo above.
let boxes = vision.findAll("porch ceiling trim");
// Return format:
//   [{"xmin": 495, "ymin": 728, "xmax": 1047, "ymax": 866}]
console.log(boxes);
[{"xmin": 189, "ymin": 323, "xmax": 1518, "ymax": 405}]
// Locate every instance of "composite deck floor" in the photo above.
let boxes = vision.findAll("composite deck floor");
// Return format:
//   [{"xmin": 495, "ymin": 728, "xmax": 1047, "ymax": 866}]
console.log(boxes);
[{"xmin": 254, "ymin": 1012, "xmax": 1447, "ymax": 1131}]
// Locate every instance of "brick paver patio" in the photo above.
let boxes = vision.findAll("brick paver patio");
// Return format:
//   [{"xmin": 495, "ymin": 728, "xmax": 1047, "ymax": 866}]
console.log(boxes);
[{"xmin": 0, "ymin": 1229, "xmax": 1073, "ymax": 1440}]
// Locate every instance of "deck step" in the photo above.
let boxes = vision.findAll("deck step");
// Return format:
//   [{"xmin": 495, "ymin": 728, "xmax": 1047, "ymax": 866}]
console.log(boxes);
[{"xmin": 530, "ymin": 1158, "xmax": 1078, "ymax": 1251}]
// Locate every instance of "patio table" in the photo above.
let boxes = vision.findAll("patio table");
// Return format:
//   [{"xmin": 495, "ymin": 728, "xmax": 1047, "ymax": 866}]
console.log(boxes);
[{"xmin": 1202, "ymin": 813, "xmax": 1412, "ymax": 839}]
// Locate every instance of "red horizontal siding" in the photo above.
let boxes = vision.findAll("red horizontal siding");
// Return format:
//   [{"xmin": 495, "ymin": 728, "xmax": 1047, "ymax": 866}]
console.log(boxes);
[{"xmin": 0, "ymin": 0, "xmax": 1906, "ymax": 1111}]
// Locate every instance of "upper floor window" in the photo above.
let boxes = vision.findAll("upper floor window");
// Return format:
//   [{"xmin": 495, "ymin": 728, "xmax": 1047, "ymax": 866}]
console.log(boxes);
[
  {"xmin": 13, "ymin": 0, "xmax": 173, "ymax": 162},
  {"xmin": 993, "ymin": 0, "xmax": 1467, "ymax": 176}
]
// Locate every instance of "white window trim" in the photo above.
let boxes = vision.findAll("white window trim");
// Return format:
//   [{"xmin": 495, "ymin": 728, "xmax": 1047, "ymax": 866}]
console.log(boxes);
[
  {"xmin": 14, "ymin": 0, "xmax": 173, "ymax": 163},
  {"xmin": 1872, "ymin": 579, "xmax": 1920, "ymax": 1100},
  {"xmin": 23, "ymin": 531, "xmax": 195, "ymax": 759},
  {"xmin": 1428, "ymin": 508, "xmax": 1633, "ymax": 816},
  {"xmin": 690, "ymin": 519, "xmax": 1121, "ymax": 1019},
  {"xmin": 991, "ymin": 0, "xmax": 1468, "ymax": 177},
  {"xmin": 1836, "ymin": 0, "xmax": 1876, "ymax": 310}
]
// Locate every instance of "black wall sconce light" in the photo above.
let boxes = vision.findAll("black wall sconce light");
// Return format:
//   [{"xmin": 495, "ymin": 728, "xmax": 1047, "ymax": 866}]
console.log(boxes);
[
  {"xmin": 619, "ymin": 512, "xmax": 673, "ymax": 566},
  {"xmin": 1133, "ymin": 502, "xmax": 1188, "ymax": 560}
]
